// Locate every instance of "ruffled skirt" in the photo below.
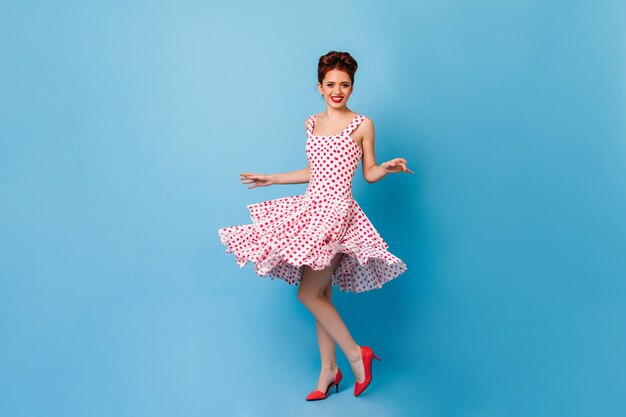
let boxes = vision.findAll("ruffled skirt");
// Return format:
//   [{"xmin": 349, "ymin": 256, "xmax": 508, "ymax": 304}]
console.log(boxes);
[{"xmin": 217, "ymin": 193, "xmax": 407, "ymax": 293}]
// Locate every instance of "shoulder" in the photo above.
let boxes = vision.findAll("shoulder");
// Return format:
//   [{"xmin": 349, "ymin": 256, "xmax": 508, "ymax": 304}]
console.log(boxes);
[
  {"xmin": 304, "ymin": 114, "xmax": 314, "ymax": 129},
  {"xmin": 360, "ymin": 115, "xmax": 373, "ymax": 127},
  {"xmin": 358, "ymin": 115, "xmax": 374, "ymax": 134}
]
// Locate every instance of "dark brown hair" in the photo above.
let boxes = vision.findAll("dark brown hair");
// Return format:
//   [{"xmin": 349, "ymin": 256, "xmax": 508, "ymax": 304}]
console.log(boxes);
[{"xmin": 318, "ymin": 51, "xmax": 358, "ymax": 85}]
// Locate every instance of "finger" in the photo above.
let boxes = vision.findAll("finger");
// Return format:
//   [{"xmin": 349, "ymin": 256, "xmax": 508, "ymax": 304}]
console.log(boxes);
[{"xmin": 241, "ymin": 173, "xmax": 259, "ymax": 178}]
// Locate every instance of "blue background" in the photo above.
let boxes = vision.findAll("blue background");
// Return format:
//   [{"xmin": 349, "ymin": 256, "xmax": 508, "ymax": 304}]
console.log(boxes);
[{"xmin": 1, "ymin": 1, "xmax": 624, "ymax": 416}]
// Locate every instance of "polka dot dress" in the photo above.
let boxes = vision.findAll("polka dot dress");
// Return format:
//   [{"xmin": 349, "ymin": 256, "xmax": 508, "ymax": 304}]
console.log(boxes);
[{"xmin": 217, "ymin": 114, "xmax": 407, "ymax": 292}]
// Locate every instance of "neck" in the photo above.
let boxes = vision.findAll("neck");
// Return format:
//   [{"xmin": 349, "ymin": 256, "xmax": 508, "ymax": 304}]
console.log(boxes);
[{"xmin": 322, "ymin": 107, "xmax": 352, "ymax": 120}]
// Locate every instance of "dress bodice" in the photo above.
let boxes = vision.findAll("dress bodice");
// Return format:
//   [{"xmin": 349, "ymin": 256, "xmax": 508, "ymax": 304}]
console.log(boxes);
[{"xmin": 305, "ymin": 114, "xmax": 365, "ymax": 200}]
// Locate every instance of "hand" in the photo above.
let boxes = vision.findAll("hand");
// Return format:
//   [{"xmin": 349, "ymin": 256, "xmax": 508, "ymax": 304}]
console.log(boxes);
[
  {"xmin": 381, "ymin": 158, "xmax": 414, "ymax": 174},
  {"xmin": 240, "ymin": 172, "xmax": 274, "ymax": 188}
]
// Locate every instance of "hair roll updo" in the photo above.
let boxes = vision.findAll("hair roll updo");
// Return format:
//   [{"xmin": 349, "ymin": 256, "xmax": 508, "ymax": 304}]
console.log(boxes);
[{"xmin": 318, "ymin": 51, "xmax": 358, "ymax": 85}]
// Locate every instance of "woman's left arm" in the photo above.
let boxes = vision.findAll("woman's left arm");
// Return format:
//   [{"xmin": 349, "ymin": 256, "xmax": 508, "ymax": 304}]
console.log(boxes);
[{"xmin": 361, "ymin": 117, "xmax": 414, "ymax": 184}]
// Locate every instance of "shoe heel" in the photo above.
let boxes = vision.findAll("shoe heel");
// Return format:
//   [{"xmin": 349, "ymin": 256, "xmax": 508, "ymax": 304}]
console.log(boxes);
[
  {"xmin": 373, "ymin": 353, "xmax": 381, "ymax": 361},
  {"xmin": 336, "ymin": 382, "xmax": 340, "ymax": 393}
]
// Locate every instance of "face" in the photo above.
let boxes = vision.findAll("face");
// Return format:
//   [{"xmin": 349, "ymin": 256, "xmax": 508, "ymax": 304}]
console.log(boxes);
[{"xmin": 317, "ymin": 69, "xmax": 353, "ymax": 109}]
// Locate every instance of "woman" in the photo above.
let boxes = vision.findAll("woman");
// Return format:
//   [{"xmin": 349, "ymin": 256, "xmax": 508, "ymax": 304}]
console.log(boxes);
[{"xmin": 218, "ymin": 50, "xmax": 413, "ymax": 400}]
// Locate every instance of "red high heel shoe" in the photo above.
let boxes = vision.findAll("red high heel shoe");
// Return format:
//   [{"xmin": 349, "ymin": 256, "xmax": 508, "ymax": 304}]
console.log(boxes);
[
  {"xmin": 305, "ymin": 368, "xmax": 343, "ymax": 401},
  {"xmin": 353, "ymin": 346, "xmax": 382, "ymax": 397}
]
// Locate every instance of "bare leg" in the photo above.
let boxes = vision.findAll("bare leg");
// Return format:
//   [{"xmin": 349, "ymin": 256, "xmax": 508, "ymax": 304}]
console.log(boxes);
[
  {"xmin": 312, "ymin": 280, "xmax": 338, "ymax": 392},
  {"xmin": 297, "ymin": 253, "xmax": 365, "ymax": 390}
]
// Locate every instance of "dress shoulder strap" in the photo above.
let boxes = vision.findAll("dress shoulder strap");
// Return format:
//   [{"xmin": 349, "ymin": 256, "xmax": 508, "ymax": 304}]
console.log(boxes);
[
  {"xmin": 342, "ymin": 114, "xmax": 366, "ymax": 136},
  {"xmin": 305, "ymin": 115, "xmax": 316, "ymax": 136}
]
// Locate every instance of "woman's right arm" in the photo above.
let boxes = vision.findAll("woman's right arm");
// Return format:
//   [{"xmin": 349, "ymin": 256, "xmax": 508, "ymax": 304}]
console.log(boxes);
[
  {"xmin": 270, "ymin": 164, "xmax": 310, "ymax": 184},
  {"xmin": 240, "ymin": 165, "xmax": 310, "ymax": 188}
]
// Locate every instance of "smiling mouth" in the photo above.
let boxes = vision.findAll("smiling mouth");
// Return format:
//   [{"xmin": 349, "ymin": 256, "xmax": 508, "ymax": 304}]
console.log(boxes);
[{"xmin": 331, "ymin": 96, "xmax": 343, "ymax": 102}]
